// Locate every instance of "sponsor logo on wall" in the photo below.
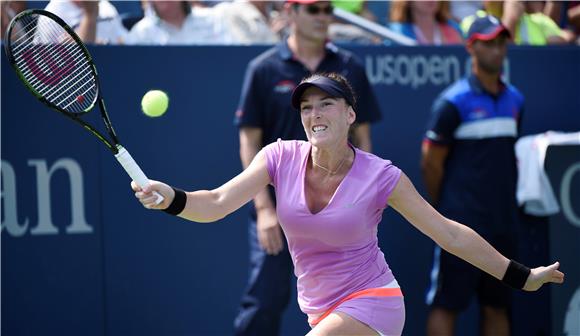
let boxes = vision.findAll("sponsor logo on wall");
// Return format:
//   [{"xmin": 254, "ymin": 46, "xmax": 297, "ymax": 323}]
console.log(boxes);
[
  {"xmin": 1, "ymin": 159, "xmax": 93, "ymax": 236},
  {"xmin": 560, "ymin": 162, "xmax": 580, "ymax": 227},
  {"xmin": 365, "ymin": 54, "xmax": 510, "ymax": 89}
]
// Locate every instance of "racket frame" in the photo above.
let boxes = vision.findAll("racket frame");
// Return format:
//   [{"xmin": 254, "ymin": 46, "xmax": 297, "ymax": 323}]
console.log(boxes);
[
  {"xmin": 4, "ymin": 9, "xmax": 120, "ymax": 154},
  {"xmin": 4, "ymin": 9, "xmax": 164, "ymax": 204}
]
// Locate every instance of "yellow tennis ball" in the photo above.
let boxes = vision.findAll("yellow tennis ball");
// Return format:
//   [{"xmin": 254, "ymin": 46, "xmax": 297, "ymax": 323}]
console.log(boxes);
[{"xmin": 141, "ymin": 90, "xmax": 169, "ymax": 117}]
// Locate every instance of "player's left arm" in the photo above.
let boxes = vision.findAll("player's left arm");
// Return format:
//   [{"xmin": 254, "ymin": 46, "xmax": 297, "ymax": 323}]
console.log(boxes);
[{"xmin": 388, "ymin": 172, "xmax": 565, "ymax": 291}]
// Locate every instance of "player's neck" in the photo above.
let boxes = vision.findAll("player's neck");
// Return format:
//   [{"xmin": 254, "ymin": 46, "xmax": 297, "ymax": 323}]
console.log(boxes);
[{"xmin": 311, "ymin": 144, "xmax": 353, "ymax": 176}]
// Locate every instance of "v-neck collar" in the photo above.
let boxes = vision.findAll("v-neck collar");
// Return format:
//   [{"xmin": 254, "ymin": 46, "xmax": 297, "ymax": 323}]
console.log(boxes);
[{"xmin": 301, "ymin": 143, "xmax": 357, "ymax": 215}]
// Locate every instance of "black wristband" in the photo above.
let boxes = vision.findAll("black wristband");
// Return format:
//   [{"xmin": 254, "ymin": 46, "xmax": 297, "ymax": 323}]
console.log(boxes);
[
  {"xmin": 502, "ymin": 259, "xmax": 531, "ymax": 289},
  {"xmin": 163, "ymin": 187, "xmax": 187, "ymax": 216}
]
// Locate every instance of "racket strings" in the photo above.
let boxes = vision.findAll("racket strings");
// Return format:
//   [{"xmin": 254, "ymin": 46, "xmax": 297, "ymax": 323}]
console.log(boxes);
[
  {"xmin": 8, "ymin": 12, "xmax": 97, "ymax": 114},
  {"xmin": 15, "ymin": 40, "xmax": 95, "ymax": 113},
  {"xmin": 15, "ymin": 18, "xmax": 83, "ymax": 82},
  {"xmin": 15, "ymin": 30, "xmax": 79, "ymax": 80},
  {"xmin": 9, "ymin": 17, "xmax": 41, "ymax": 46},
  {"xmin": 19, "ymin": 41, "xmax": 88, "ymax": 97},
  {"xmin": 12, "ymin": 16, "xmax": 76, "ymax": 78},
  {"xmin": 19, "ymin": 16, "xmax": 96, "ymax": 112}
]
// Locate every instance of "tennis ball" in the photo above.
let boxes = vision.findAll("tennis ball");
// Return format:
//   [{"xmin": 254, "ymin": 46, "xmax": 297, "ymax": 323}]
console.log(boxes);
[{"xmin": 141, "ymin": 90, "xmax": 169, "ymax": 117}]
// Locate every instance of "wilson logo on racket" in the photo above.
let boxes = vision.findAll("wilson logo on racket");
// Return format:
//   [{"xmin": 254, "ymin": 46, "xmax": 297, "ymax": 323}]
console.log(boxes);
[{"xmin": 22, "ymin": 43, "xmax": 76, "ymax": 86}]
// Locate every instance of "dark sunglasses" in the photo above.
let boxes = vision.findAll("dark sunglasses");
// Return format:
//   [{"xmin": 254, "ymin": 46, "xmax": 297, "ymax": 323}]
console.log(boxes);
[{"xmin": 305, "ymin": 4, "xmax": 334, "ymax": 15}]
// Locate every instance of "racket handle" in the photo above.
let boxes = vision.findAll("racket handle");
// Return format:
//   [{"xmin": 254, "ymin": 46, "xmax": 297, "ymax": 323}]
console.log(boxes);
[{"xmin": 115, "ymin": 146, "xmax": 164, "ymax": 205}]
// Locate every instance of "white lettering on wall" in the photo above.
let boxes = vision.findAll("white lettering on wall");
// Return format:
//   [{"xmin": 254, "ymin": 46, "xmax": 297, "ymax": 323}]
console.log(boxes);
[
  {"xmin": 0, "ymin": 158, "xmax": 93, "ymax": 236},
  {"xmin": 560, "ymin": 162, "xmax": 580, "ymax": 228},
  {"xmin": 1, "ymin": 161, "xmax": 29, "ymax": 236},
  {"xmin": 564, "ymin": 287, "xmax": 580, "ymax": 336},
  {"xmin": 366, "ymin": 54, "xmax": 460, "ymax": 88},
  {"xmin": 366, "ymin": 54, "xmax": 511, "ymax": 88}
]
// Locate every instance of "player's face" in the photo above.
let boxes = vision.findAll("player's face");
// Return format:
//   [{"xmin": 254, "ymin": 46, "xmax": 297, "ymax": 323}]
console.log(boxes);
[
  {"xmin": 299, "ymin": 87, "xmax": 355, "ymax": 147},
  {"xmin": 470, "ymin": 35, "xmax": 508, "ymax": 74},
  {"xmin": 290, "ymin": 2, "xmax": 333, "ymax": 43}
]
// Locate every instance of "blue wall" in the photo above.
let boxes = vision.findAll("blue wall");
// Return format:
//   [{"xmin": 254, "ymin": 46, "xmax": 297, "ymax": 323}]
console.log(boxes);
[{"xmin": 2, "ymin": 45, "xmax": 579, "ymax": 336}]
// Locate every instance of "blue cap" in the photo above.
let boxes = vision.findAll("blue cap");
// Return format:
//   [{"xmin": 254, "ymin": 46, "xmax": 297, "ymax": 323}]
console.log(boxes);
[
  {"xmin": 291, "ymin": 76, "xmax": 355, "ymax": 110},
  {"xmin": 467, "ymin": 15, "xmax": 510, "ymax": 44}
]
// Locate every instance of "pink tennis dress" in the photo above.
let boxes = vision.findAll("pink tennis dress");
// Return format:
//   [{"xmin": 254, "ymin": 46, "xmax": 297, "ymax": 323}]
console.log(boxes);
[{"xmin": 264, "ymin": 139, "xmax": 405, "ymax": 335}]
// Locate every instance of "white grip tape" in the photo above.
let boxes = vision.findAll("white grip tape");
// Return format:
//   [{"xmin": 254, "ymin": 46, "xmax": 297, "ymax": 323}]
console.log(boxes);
[{"xmin": 115, "ymin": 146, "xmax": 164, "ymax": 205}]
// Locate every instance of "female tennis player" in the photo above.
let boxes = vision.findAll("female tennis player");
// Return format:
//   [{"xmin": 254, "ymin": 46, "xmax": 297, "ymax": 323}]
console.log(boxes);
[{"xmin": 132, "ymin": 73, "xmax": 564, "ymax": 336}]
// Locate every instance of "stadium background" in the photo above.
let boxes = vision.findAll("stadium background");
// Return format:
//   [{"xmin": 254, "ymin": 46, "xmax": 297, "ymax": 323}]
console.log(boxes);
[{"xmin": 2, "ymin": 39, "xmax": 579, "ymax": 336}]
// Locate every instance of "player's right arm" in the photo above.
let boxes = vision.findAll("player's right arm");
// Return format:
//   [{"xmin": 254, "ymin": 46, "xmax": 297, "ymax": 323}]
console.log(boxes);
[
  {"xmin": 239, "ymin": 127, "xmax": 284, "ymax": 255},
  {"xmin": 133, "ymin": 147, "xmax": 271, "ymax": 223}
]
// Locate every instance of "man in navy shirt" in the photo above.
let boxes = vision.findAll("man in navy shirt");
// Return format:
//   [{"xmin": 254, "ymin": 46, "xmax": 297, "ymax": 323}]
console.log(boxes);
[
  {"xmin": 421, "ymin": 15, "xmax": 524, "ymax": 336},
  {"xmin": 233, "ymin": 1, "xmax": 381, "ymax": 334}
]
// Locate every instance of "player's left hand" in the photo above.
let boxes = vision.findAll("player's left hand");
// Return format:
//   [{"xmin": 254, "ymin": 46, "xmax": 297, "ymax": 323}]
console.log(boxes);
[{"xmin": 523, "ymin": 261, "xmax": 565, "ymax": 291}]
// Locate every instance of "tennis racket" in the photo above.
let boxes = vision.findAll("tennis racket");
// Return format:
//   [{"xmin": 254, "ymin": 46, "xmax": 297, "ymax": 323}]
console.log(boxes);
[{"xmin": 4, "ymin": 9, "xmax": 163, "ymax": 203}]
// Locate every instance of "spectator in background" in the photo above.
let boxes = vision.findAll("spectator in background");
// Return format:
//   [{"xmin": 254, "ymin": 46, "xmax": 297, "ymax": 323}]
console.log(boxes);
[
  {"xmin": 189, "ymin": 0, "xmax": 208, "ymax": 8},
  {"xmin": 1, "ymin": 1, "xmax": 27, "ymax": 37},
  {"xmin": 332, "ymin": 0, "xmax": 376, "ymax": 21},
  {"xmin": 328, "ymin": 0, "xmax": 381, "ymax": 44},
  {"xmin": 43, "ymin": 0, "xmax": 127, "ymax": 44},
  {"xmin": 214, "ymin": 0, "xmax": 279, "ymax": 45},
  {"xmin": 233, "ymin": 0, "xmax": 382, "ymax": 334},
  {"xmin": 268, "ymin": 1, "xmax": 294, "ymax": 40},
  {"xmin": 461, "ymin": 0, "xmax": 571, "ymax": 45},
  {"xmin": 422, "ymin": 15, "xmax": 523, "ymax": 336},
  {"xmin": 126, "ymin": 0, "xmax": 232, "ymax": 45},
  {"xmin": 544, "ymin": 1, "xmax": 580, "ymax": 44},
  {"xmin": 389, "ymin": 1, "xmax": 463, "ymax": 45},
  {"xmin": 449, "ymin": 1, "xmax": 483, "ymax": 22}
]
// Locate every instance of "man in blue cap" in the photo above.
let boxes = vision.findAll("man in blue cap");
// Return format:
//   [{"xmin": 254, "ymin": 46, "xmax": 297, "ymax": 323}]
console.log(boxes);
[{"xmin": 421, "ymin": 15, "xmax": 523, "ymax": 336}]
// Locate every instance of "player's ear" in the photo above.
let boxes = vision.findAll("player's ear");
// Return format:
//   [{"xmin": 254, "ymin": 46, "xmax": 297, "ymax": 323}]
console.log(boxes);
[{"xmin": 347, "ymin": 106, "xmax": 356, "ymax": 125}]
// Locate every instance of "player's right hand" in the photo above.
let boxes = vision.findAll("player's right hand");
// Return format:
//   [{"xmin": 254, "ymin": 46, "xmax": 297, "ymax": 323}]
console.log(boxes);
[
  {"xmin": 256, "ymin": 207, "xmax": 284, "ymax": 255},
  {"xmin": 132, "ymin": 180, "xmax": 173, "ymax": 210}
]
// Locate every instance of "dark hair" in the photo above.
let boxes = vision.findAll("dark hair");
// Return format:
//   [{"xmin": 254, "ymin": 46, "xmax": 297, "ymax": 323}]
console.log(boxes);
[{"xmin": 300, "ymin": 72, "xmax": 357, "ymax": 109}]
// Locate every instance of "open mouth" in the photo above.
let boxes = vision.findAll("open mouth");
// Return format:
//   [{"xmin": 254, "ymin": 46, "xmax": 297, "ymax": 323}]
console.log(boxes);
[{"xmin": 312, "ymin": 125, "xmax": 328, "ymax": 133}]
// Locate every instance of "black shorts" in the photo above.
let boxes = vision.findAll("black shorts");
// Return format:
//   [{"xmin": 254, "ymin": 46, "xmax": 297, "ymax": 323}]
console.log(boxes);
[{"xmin": 425, "ymin": 233, "xmax": 516, "ymax": 311}]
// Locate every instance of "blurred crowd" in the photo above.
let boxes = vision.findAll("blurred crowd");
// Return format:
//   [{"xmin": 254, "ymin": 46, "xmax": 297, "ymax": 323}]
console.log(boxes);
[{"xmin": 2, "ymin": 0, "xmax": 579, "ymax": 46}]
